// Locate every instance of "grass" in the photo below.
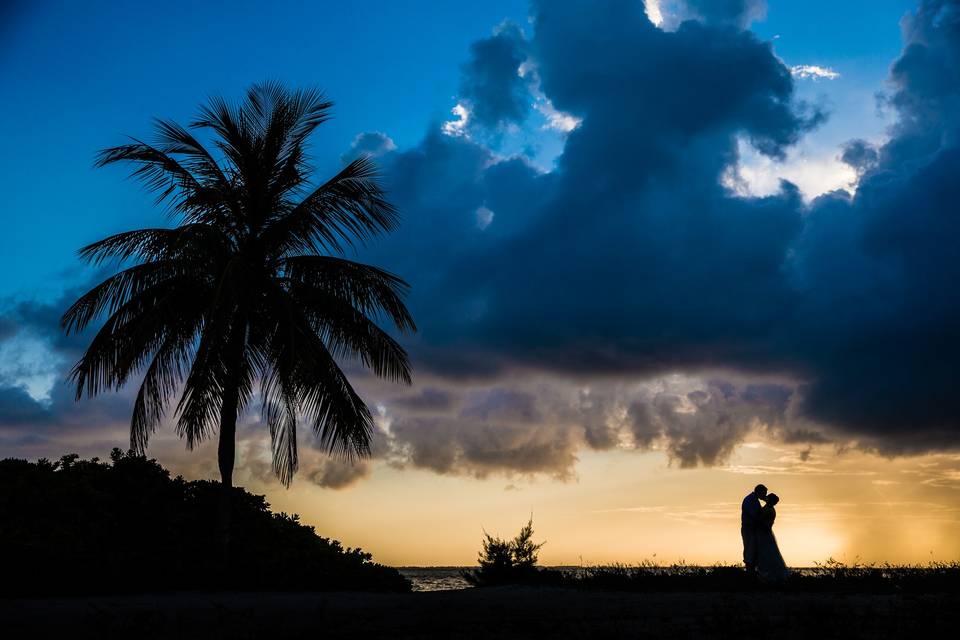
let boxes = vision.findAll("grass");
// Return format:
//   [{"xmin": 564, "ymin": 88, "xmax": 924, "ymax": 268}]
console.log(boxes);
[{"xmin": 537, "ymin": 559, "xmax": 960, "ymax": 593}]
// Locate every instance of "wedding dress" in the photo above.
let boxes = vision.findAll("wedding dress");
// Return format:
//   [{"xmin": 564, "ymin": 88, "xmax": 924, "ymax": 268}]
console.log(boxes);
[{"xmin": 755, "ymin": 506, "xmax": 789, "ymax": 582}]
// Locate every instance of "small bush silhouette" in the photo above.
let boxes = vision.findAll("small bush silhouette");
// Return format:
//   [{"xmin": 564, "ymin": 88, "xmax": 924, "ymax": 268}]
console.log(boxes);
[
  {"xmin": 0, "ymin": 450, "xmax": 410, "ymax": 595},
  {"xmin": 464, "ymin": 518, "xmax": 557, "ymax": 586}
]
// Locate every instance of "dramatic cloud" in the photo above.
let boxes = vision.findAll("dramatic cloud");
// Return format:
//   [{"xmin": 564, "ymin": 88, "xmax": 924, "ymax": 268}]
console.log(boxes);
[
  {"xmin": 785, "ymin": 0, "xmax": 960, "ymax": 450},
  {"xmin": 651, "ymin": 0, "xmax": 767, "ymax": 30},
  {"xmin": 373, "ymin": 375, "xmax": 799, "ymax": 479},
  {"xmin": 675, "ymin": 0, "xmax": 767, "ymax": 29},
  {"xmin": 839, "ymin": 139, "xmax": 879, "ymax": 174},
  {"xmin": 305, "ymin": 456, "xmax": 372, "ymax": 489},
  {"xmin": 790, "ymin": 65, "xmax": 841, "ymax": 81},
  {"xmin": 628, "ymin": 381, "xmax": 792, "ymax": 467},
  {"xmin": 0, "ymin": 283, "xmax": 154, "ymax": 456},
  {"xmin": 456, "ymin": 22, "xmax": 531, "ymax": 129},
  {"xmin": 356, "ymin": 0, "xmax": 960, "ymax": 465},
  {"xmin": 367, "ymin": 0, "xmax": 818, "ymax": 378}
]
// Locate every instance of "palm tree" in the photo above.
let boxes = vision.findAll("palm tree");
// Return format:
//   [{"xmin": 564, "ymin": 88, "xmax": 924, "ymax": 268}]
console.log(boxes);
[{"xmin": 61, "ymin": 82, "xmax": 415, "ymax": 501}]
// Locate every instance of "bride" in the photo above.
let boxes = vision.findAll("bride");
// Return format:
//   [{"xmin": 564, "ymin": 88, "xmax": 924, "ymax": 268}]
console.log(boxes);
[{"xmin": 756, "ymin": 493, "xmax": 790, "ymax": 582}]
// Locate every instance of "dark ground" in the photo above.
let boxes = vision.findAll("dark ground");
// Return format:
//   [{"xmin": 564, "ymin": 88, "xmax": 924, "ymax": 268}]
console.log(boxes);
[{"xmin": 3, "ymin": 587, "xmax": 958, "ymax": 639}]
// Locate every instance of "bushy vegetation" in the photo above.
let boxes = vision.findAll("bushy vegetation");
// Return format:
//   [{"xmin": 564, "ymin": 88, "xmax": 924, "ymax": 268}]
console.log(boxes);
[
  {"xmin": 560, "ymin": 559, "xmax": 960, "ymax": 593},
  {"xmin": 0, "ymin": 450, "xmax": 409, "ymax": 595},
  {"xmin": 461, "ymin": 525, "xmax": 959, "ymax": 592},
  {"xmin": 464, "ymin": 518, "xmax": 560, "ymax": 586}
]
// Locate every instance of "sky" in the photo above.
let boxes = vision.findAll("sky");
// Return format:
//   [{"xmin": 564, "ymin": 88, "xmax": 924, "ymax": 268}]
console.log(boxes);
[{"xmin": 2, "ymin": 0, "xmax": 960, "ymax": 566}]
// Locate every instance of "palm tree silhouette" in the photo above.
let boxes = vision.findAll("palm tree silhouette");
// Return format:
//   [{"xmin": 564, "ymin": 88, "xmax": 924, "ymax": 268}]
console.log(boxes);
[{"xmin": 61, "ymin": 82, "xmax": 415, "ymax": 503}]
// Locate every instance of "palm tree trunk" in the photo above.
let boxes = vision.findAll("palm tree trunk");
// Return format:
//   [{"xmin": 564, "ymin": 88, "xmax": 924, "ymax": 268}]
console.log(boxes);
[
  {"xmin": 216, "ymin": 319, "xmax": 246, "ymax": 568},
  {"xmin": 217, "ymin": 383, "xmax": 239, "ymax": 489}
]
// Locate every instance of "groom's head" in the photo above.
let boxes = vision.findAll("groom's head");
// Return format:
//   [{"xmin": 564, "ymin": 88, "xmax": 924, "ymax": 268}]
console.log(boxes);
[{"xmin": 754, "ymin": 484, "xmax": 768, "ymax": 499}]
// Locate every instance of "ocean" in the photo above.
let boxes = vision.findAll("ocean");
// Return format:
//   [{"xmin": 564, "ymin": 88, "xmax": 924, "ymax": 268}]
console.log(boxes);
[
  {"xmin": 397, "ymin": 567, "xmax": 473, "ymax": 591},
  {"xmin": 397, "ymin": 566, "xmax": 827, "ymax": 591},
  {"xmin": 397, "ymin": 566, "xmax": 581, "ymax": 591}
]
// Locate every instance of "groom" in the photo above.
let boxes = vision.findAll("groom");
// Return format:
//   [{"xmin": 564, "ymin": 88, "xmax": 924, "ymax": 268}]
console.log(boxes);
[{"xmin": 741, "ymin": 483, "xmax": 768, "ymax": 576}]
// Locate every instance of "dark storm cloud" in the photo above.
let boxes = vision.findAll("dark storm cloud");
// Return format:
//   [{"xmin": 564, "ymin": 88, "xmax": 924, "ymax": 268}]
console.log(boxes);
[
  {"xmin": 779, "ymin": 428, "xmax": 831, "ymax": 445},
  {"xmin": 382, "ymin": 385, "xmax": 578, "ymax": 479},
  {"xmin": 0, "ymin": 385, "xmax": 48, "ymax": 426},
  {"xmin": 457, "ymin": 22, "xmax": 531, "ymax": 129},
  {"xmin": 628, "ymin": 381, "xmax": 791, "ymax": 467},
  {"xmin": 371, "ymin": 0, "xmax": 817, "ymax": 377},
  {"xmin": 388, "ymin": 387, "xmax": 457, "ymax": 412},
  {"xmin": 460, "ymin": 388, "xmax": 542, "ymax": 423},
  {"xmin": 532, "ymin": 0, "xmax": 821, "ymax": 158},
  {"xmin": 0, "ymin": 317, "xmax": 17, "ymax": 341},
  {"xmin": 785, "ymin": 0, "xmax": 960, "ymax": 450},
  {"xmin": 388, "ymin": 412, "xmax": 583, "ymax": 479},
  {"xmin": 840, "ymin": 139, "xmax": 879, "ymax": 173},
  {"xmin": 672, "ymin": 0, "xmax": 767, "ymax": 28},
  {"xmin": 370, "ymin": 376, "xmax": 799, "ymax": 479},
  {"xmin": 306, "ymin": 457, "xmax": 372, "ymax": 489},
  {"xmin": 355, "ymin": 0, "xmax": 960, "ymax": 462}
]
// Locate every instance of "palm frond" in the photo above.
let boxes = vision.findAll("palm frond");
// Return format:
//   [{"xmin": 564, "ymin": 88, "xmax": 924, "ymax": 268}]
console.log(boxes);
[
  {"xmin": 287, "ymin": 279, "xmax": 412, "ymax": 384},
  {"xmin": 75, "ymin": 224, "xmax": 232, "ymax": 268},
  {"xmin": 258, "ymin": 282, "xmax": 374, "ymax": 459},
  {"xmin": 262, "ymin": 377, "xmax": 300, "ymax": 487},
  {"xmin": 95, "ymin": 139, "xmax": 206, "ymax": 209},
  {"xmin": 190, "ymin": 94, "xmax": 252, "ymax": 173},
  {"xmin": 299, "ymin": 332, "xmax": 375, "ymax": 459},
  {"xmin": 152, "ymin": 118, "xmax": 232, "ymax": 186},
  {"xmin": 130, "ymin": 317, "xmax": 200, "ymax": 453},
  {"xmin": 69, "ymin": 276, "xmax": 206, "ymax": 399},
  {"xmin": 261, "ymin": 156, "xmax": 398, "ymax": 255},
  {"xmin": 61, "ymin": 261, "xmax": 184, "ymax": 335},
  {"xmin": 174, "ymin": 319, "xmax": 230, "ymax": 449},
  {"xmin": 282, "ymin": 255, "xmax": 416, "ymax": 332}
]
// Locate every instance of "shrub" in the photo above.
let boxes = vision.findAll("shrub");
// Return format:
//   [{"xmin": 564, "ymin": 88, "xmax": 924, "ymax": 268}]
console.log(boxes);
[
  {"xmin": 0, "ymin": 450, "xmax": 410, "ymax": 595},
  {"xmin": 464, "ymin": 518, "xmax": 557, "ymax": 586}
]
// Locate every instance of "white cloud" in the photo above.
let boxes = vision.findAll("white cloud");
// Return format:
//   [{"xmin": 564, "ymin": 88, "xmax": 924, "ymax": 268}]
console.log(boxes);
[
  {"xmin": 535, "ymin": 99, "xmax": 581, "ymax": 133},
  {"xmin": 519, "ymin": 58, "xmax": 582, "ymax": 134},
  {"xmin": 790, "ymin": 65, "xmax": 841, "ymax": 81},
  {"xmin": 0, "ymin": 333, "xmax": 61, "ymax": 402},
  {"xmin": 724, "ymin": 137, "xmax": 858, "ymax": 202},
  {"xmin": 645, "ymin": 0, "xmax": 665, "ymax": 26},
  {"xmin": 441, "ymin": 103, "xmax": 470, "ymax": 137},
  {"xmin": 475, "ymin": 206, "xmax": 495, "ymax": 230}
]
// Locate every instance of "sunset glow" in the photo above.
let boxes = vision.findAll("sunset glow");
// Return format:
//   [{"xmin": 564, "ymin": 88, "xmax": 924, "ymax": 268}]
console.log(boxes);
[{"xmin": 3, "ymin": 0, "xmax": 959, "ymax": 573}]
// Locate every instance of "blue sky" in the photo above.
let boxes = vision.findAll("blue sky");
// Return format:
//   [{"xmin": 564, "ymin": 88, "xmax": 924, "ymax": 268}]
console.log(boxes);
[
  {"xmin": 0, "ymin": 0, "xmax": 531, "ymax": 298},
  {"xmin": 0, "ymin": 0, "xmax": 914, "ymax": 300}
]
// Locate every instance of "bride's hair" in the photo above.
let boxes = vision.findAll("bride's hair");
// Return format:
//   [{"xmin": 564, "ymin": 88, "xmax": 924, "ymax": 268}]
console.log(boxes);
[{"xmin": 766, "ymin": 493, "xmax": 780, "ymax": 506}]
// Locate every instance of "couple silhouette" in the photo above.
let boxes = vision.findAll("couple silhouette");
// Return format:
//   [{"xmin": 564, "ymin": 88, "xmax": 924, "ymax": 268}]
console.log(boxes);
[{"xmin": 741, "ymin": 484, "xmax": 789, "ymax": 582}]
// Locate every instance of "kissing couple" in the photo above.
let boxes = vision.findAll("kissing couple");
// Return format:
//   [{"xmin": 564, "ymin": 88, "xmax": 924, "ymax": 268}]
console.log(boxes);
[{"xmin": 741, "ymin": 484, "xmax": 789, "ymax": 582}]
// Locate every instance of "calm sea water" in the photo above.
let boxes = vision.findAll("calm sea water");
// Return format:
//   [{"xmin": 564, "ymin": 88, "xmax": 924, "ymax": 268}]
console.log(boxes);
[
  {"xmin": 397, "ymin": 567, "xmax": 473, "ymax": 591},
  {"xmin": 397, "ymin": 566, "xmax": 581, "ymax": 591},
  {"xmin": 397, "ymin": 566, "xmax": 823, "ymax": 591}
]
